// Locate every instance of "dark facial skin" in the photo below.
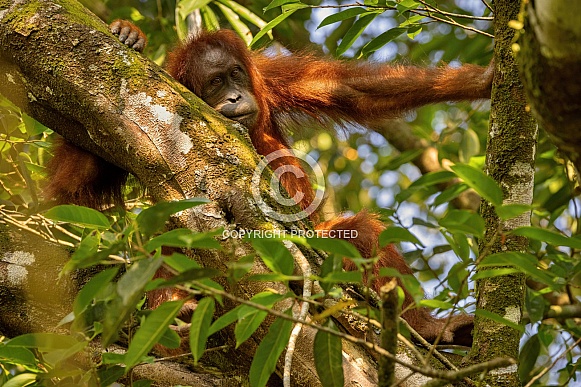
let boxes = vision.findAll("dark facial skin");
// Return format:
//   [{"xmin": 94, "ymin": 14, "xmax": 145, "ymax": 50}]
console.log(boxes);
[{"xmin": 197, "ymin": 47, "xmax": 259, "ymax": 129}]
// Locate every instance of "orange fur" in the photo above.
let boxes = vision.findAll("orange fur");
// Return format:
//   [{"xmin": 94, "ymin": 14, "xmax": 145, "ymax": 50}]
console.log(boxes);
[
  {"xmin": 45, "ymin": 24, "xmax": 487, "ymax": 346},
  {"xmin": 167, "ymin": 31, "xmax": 478, "ymax": 344},
  {"xmin": 45, "ymin": 138, "xmax": 128, "ymax": 209},
  {"xmin": 316, "ymin": 211, "xmax": 473, "ymax": 345}
]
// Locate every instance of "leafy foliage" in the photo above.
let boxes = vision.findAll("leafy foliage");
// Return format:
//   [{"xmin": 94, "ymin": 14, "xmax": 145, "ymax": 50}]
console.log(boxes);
[{"xmin": 1, "ymin": 0, "xmax": 580, "ymax": 385}]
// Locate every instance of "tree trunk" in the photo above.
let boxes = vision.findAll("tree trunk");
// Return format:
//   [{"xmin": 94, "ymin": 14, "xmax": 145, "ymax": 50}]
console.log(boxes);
[
  {"xmin": 517, "ymin": 1, "xmax": 581, "ymax": 179},
  {"xmin": 465, "ymin": 0, "xmax": 537, "ymax": 385}
]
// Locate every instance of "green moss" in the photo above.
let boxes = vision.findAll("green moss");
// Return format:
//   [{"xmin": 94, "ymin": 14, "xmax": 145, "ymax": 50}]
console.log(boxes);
[
  {"xmin": 54, "ymin": 0, "xmax": 108, "ymax": 33},
  {"xmin": 465, "ymin": 1, "xmax": 536, "ymax": 383},
  {"xmin": 2, "ymin": 1, "xmax": 42, "ymax": 35},
  {"xmin": 0, "ymin": 223, "xmax": 12, "ymax": 252},
  {"xmin": 0, "ymin": 0, "xmax": 12, "ymax": 10},
  {"xmin": 112, "ymin": 56, "xmax": 143, "ymax": 79}
]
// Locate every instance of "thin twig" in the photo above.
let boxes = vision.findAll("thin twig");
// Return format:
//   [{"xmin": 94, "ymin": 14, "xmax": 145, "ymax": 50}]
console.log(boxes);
[
  {"xmin": 481, "ymin": 0, "xmax": 494, "ymax": 14},
  {"xmin": 191, "ymin": 280, "xmax": 515, "ymax": 381},
  {"xmin": 0, "ymin": 208, "xmax": 75, "ymax": 248},
  {"xmin": 416, "ymin": 0, "xmax": 493, "ymax": 20},
  {"xmin": 524, "ymin": 336, "xmax": 581, "ymax": 387},
  {"xmin": 410, "ymin": 9, "xmax": 493, "ymax": 38},
  {"xmin": 307, "ymin": 3, "xmax": 494, "ymax": 38},
  {"xmin": 282, "ymin": 241, "xmax": 312, "ymax": 387}
]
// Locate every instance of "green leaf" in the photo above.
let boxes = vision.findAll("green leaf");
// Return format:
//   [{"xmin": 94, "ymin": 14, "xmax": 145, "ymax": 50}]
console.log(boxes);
[
  {"xmin": 162, "ymin": 253, "xmax": 224, "ymax": 298},
  {"xmin": 450, "ymin": 164, "xmax": 503, "ymax": 206},
  {"xmin": 102, "ymin": 257, "xmax": 164, "ymax": 346},
  {"xmin": 118, "ymin": 258, "xmax": 163, "ymax": 308},
  {"xmin": 6, "ymin": 333, "xmax": 81, "ymax": 350},
  {"xmin": 474, "ymin": 309, "xmax": 524, "ymax": 332},
  {"xmin": 314, "ymin": 320, "xmax": 344, "ymax": 387},
  {"xmin": 379, "ymin": 148, "xmax": 424, "ymax": 171},
  {"xmin": 249, "ymin": 316, "xmax": 294, "ymax": 387},
  {"xmin": 320, "ymin": 271, "xmax": 363, "ymax": 284},
  {"xmin": 44, "ymin": 205, "xmax": 110, "ymax": 229},
  {"xmin": 158, "ymin": 267, "xmax": 221, "ymax": 287},
  {"xmin": 307, "ymin": 237, "xmax": 361, "ymax": 258},
  {"xmin": 320, "ymin": 254, "xmax": 343, "ymax": 293},
  {"xmin": 401, "ymin": 14, "xmax": 424, "ymax": 26},
  {"xmin": 397, "ymin": 0, "xmax": 419, "ymax": 12},
  {"xmin": 511, "ymin": 227, "xmax": 581, "ymax": 249},
  {"xmin": 136, "ymin": 198, "xmax": 209, "ymax": 238},
  {"xmin": 64, "ymin": 239, "xmax": 127, "ymax": 272},
  {"xmin": 67, "ymin": 233, "xmax": 100, "ymax": 267},
  {"xmin": 419, "ymin": 299, "xmax": 452, "ymax": 310},
  {"xmin": 208, "ymin": 306, "xmax": 241, "ymax": 336},
  {"xmin": 447, "ymin": 261, "xmax": 470, "ymax": 295},
  {"xmin": 320, "ymin": 254, "xmax": 343, "ymax": 276},
  {"xmin": 336, "ymin": 13, "xmax": 379, "ymax": 56},
  {"xmin": 43, "ymin": 340, "xmax": 87, "ymax": 367},
  {"xmin": 252, "ymin": 239, "xmax": 294, "ymax": 276},
  {"xmin": 164, "ymin": 252, "xmax": 201, "ymax": 271},
  {"xmin": 190, "ymin": 297, "xmax": 216, "ymax": 364},
  {"xmin": 432, "ymin": 183, "xmax": 469, "ymax": 207},
  {"xmin": 218, "ymin": 0, "xmax": 268, "ymax": 30},
  {"xmin": 496, "ymin": 204, "xmax": 532, "ymax": 221},
  {"xmin": 201, "ymin": 5, "xmax": 220, "ymax": 31},
  {"xmin": 234, "ymin": 292, "xmax": 286, "ymax": 347},
  {"xmin": 0, "ymin": 346, "xmax": 36, "ymax": 365},
  {"xmin": 537, "ymin": 325, "xmax": 553, "ymax": 348},
  {"xmin": 412, "ymin": 217, "xmax": 438, "ymax": 228},
  {"xmin": 479, "ymin": 252, "xmax": 556, "ymax": 285},
  {"xmin": 433, "ymin": 244, "xmax": 453, "ymax": 254},
  {"xmin": 318, "ymin": 7, "xmax": 368, "ymax": 29},
  {"xmin": 250, "ymin": 5, "xmax": 307, "ymax": 48},
  {"xmin": 452, "ymin": 232, "xmax": 471, "ymax": 261},
  {"xmin": 519, "ymin": 334, "xmax": 540, "ymax": 383},
  {"xmin": 361, "ymin": 27, "xmax": 407, "ymax": 57},
  {"xmin": 158, "ymin": 327, "xmax": 181, "ymax": 349},
  {"xmin": 406, "ymin": 25, "xmax": 422, "ymax": 39},
  {"xmin": 144, "ymin": 228, "xmax": 222, "ymax": 251},
  {"xmin": 379, "ymin": 227, "xmax": 423, "ymax": 247},
  {"xmin": 408, "ymin": 171, "xmax": 456, "ymax": 190},
  {"xmin": 216, "ymin": 3, "xmax": 253, "ymax": 45},
  {"xmin": 97, "ymin": 366, "xmax": 125, "ymax": 387},
  {"xmin": 263, "ymin": 0, "xmax": 299, "ymax": 13},
  {"xmin": 101, "ymin": 352, "xmax": 126, "ymax": 365},
  {"xmin": 378, "ymin": 268, "xmax": 423, "ymax": 300},
  {"xmin": 459, "ymin": 128, "xmax": 480, "ymax": 163},
  {"xmin": 2, "ymin": 373, "xmax": 37, "ymax": 387},
  {"xmin": 242, "ymin": 291, "xmax": 287, "ymax": 310},
  {"xmin": 177, "ymin": 0, "xmax": 213, "ymax": 18},
  {"xmin": 22, "ymin": 113, "xmax": 48, "ymax": 136},
  {"xmin": 235, "ymin": 310, "xmax": 268, "ymax": 348},
  {"xmin": 125, "ymin": 300, "xmax": 185, "ymax": 370},
  {"xmin": 439, "ymin": 210, "xmax": 485, "ymax": 238},
  {"xmin": 471, "ymin": 267, "xmax": 521, "ymax": 280},
  {"xmin": 525, "ymin": 288, "xmax": 546, "ymax": 324}
]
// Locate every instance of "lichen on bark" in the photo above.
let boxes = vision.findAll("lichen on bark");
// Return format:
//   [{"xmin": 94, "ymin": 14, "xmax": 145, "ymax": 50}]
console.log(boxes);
[{"xmin": 464, "ymin": 1, "xmax": 537, "ymax": 385}]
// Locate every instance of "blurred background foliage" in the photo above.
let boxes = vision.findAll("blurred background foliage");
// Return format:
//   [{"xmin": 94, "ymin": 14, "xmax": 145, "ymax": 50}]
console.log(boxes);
[{"xmin": 1, "ymin": 0, "xmax": 580, "ymax": 385}]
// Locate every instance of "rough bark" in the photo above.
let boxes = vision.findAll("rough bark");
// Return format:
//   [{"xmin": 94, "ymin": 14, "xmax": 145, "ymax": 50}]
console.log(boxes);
[
  {"xmin": 464, "ymin": 0, "xmax": 537, "ymax": 385},
  {"xmin": 517, "ymin": 1, "xmax": 581, "ymax": 179}
]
